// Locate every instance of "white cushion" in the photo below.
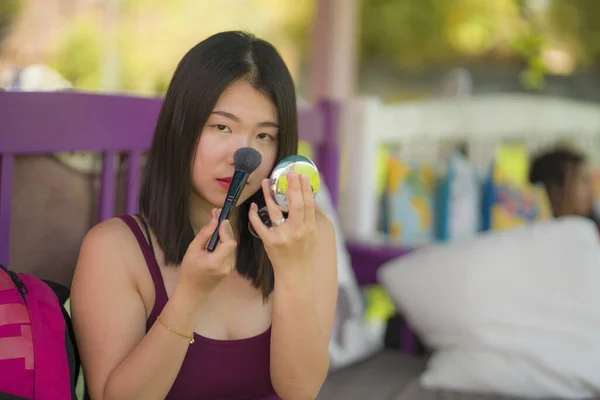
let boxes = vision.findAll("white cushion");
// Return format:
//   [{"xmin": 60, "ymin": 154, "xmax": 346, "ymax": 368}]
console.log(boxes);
[
  {"xmin": 315, "ymin": 181, "xmax": 383, "ymax": 371},
  {"xmin": 378, "ymin": 217, "xmax": 600, "ymax": 398}
]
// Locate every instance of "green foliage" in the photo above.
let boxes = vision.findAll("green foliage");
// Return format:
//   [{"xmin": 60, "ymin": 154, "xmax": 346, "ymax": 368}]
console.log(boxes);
[
  {"xmin": 548, "ymin": 0, "xmax": 600, "ymax": 66},
  {"xmin": 44, "ymin": 0, "xmax": 600, "ymax": 94},
  {"xmin": 359, "ymin": 0, "xmax": 524, "ymax": 67},
  {"xmin": 48, "ymin": 0, "xmax": 314, "ymax": 95},
  {"xmin": 358, "ymin": 0, "xmax": 600, "ymax": 89},
  {"xmin": 510, "ymin": 24, "xmax": 547, "ymax": 89},
  {"xmin": 360, "ymin": 0, "xmax": 451, "ymax": 67},
  {"xmin": 49, "ymin": 15, "xmax": 102, "ymax": 90},
  {"xmin": 0, "ymin": 0, "xmax": 23, "ymax": 43}
]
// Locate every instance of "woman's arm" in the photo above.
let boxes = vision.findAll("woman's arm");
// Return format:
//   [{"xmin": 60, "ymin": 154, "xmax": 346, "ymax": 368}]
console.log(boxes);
[
  {"xmin": 270, "ymin": 211, "xmax": 338, "ymax": 399},
  {"xmin": 71, "ymin": 219, "xmax": 204, "ymax": 400}
]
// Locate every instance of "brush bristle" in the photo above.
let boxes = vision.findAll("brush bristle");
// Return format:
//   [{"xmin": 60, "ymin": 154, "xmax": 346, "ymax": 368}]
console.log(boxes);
[{"xmin": 234, "ymin": 147, "xmax": 262, "ymax": 174}]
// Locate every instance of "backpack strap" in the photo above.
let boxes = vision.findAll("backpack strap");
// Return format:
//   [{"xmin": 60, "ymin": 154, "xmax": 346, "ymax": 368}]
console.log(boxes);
[{"xmin": 43, "ymin": 280, "xmax": 81, "ymax": 399}]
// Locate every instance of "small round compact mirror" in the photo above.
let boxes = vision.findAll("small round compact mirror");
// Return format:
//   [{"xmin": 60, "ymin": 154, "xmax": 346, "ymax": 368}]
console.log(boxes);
[
  {"xmin": 269, "ymin": 155, "xmax": 321, "ymax": 211},
  {"xmin": 250, "ymin": 155, "xmax": 320, "ymax": 238}
]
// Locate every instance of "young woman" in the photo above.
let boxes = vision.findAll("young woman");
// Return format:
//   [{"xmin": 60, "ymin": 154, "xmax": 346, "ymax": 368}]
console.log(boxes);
[
  {"xmin": 71, "ymin": 31, "xmax": 338, "ymax": 400},
  {"xmin": 529, "ymin": 146, "xmax": 596, "ymax": 221}
]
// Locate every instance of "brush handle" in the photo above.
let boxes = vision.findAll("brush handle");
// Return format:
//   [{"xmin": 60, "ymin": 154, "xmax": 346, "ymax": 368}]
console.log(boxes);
[{"xmin": 206, "ymin": 170, "xmax": 249, "ymax": 252}]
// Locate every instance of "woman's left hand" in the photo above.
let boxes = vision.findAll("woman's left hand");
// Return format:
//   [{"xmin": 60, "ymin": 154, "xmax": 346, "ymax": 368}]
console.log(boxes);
[{"xmin": 249, "ymin": 172, "xmax": 318, "ymax": 274}]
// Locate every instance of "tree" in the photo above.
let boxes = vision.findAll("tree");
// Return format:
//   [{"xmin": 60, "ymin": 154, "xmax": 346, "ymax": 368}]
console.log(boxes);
[
  {"xmin": 359, "ymin": 0, "xmax": 525, "ymax": 68},
  {"xmin": 49, "ymin": 0, "xmax": 314, "ymax": 94},
  {"xmin": 358, "ymin": 0, "xmax": 600, "ymax": 89},
  {"xmin": 548, "ymin": 0, "xmax": 600, "ymax": 67},
  {"xmin": 0, "ymin": 0, "xmax": 23, "ymax": 43}
]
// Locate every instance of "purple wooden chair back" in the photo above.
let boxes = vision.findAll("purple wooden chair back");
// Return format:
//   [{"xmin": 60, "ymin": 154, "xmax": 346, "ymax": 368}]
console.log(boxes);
[{"xmin": 0, "ymin": 91, "xmax": 340, "ymax": 268}]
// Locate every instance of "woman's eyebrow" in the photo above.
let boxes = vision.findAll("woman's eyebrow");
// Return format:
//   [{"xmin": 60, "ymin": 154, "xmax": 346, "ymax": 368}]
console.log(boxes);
[{"xmin": 211, "ymin": 110, "xmax": 279, "ymax": 128}]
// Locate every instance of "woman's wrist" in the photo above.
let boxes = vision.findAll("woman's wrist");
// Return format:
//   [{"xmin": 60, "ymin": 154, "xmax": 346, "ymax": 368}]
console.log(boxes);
[
  {"xmin": 273, "ymin": 262, "xmax": 312, "ymax": 285},
  {"xmin": 170, "ymin": 281, "xmax": 209, "ymax": 314}
]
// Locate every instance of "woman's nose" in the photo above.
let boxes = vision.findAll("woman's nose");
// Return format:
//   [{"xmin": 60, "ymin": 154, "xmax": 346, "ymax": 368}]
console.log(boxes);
[{"xmin": 227, "ymin": 138, "xmax": 255, "ymax": 164}]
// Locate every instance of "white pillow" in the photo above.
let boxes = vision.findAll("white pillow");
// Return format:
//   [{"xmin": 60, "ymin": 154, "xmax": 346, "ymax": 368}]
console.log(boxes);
[
  {"xmin": 314, "ymin": 180, "xmax": 383, "ymax": 371},
  {"xmin": 378, "ymin": 217, "xmax": 600, "ymax": 399}
]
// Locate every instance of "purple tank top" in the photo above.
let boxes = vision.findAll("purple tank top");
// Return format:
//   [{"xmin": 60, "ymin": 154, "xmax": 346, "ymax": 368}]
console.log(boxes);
[{"xmin": 119, "ymin": 215, "xmax": 280, "ymax": 400}]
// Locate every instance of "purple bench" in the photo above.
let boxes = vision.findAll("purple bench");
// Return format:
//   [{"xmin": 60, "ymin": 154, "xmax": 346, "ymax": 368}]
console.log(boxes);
[
  {"xmin": 0, "ymin": 89, "xmax": 416, "ymax": 353},
  {"xmin": 0, "ymin": 91, "xmax": 340, "ymax": 265}
]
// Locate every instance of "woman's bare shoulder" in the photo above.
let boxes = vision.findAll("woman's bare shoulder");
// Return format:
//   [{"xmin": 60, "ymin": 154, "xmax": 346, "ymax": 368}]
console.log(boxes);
[
  {"xmin": 82, "ymin": 216, "xmax": 136, "ymax": 246},
  {"xmin": 70, "ymin": 217, "xmax": 151, "ymax": 398},
  {"xmin": 74, "ymin": 216, "xmax": 143, "ymax": 280}
]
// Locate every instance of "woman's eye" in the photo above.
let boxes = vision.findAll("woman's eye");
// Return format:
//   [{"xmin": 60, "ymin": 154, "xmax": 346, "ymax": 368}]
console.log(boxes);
[
  {"xmin": 215, "ymin": 125, "xmax": 230, "ymax": 133},
  {"xmin": 257, "ymin": 132, "xmax": 275, "ymax": 141}
]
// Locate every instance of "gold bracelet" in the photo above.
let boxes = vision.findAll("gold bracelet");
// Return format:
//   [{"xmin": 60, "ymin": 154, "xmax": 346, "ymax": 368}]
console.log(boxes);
[{"xmin": 156, "ymin": 315, "xmax": 195, "ymax": 344}]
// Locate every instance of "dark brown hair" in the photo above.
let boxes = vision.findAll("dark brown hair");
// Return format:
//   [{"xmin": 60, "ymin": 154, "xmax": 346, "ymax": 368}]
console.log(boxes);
[
  {"xmin": 139, "ymin": 31, "xmax": 298, "ymax": 298},
  {"xmin": 529, "ymin": 146, "xmax": 587, "ymax": 217}
]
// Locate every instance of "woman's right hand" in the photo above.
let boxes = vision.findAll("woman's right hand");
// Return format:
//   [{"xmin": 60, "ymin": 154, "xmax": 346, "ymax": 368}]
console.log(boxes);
[{"xmin": 178, "ymin": 208, "xmax": 237, "ymax": 300}]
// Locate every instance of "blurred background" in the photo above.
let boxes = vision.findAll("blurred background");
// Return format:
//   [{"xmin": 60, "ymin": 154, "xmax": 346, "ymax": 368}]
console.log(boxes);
[
  {"xmin": 3, "ymin": 2, "xmax": 600, "ymax": 398},
  {"xmin": 3, "ymin": 0, "xmax": 599, "ymax": 99},
  {"xmin": 3, "ymin": 0, "xmax": 600, "ymax": 282}
]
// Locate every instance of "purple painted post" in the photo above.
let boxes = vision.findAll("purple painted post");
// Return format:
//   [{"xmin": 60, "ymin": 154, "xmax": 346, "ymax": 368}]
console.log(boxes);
[
  {"xmin": 99, "ymin": 151, "xmax": 117, "ymax": 221},
  {"xmin": 0, "ymin": 154, "xmax": 13, "ymax": 267},
  {"xmin": 125, "ymin": 150, "xmax": 143, "ymax": 215},
  {"xmin": 317, "ymin": 99, "xmax": 341, "ymax": 209},
  {"xmin": 0, "ymin": 91, "xmax": 339, "ymax": 274},
  {"xmin": 345, "ymin": 241, "xmax": 419, "ymax": 355}
]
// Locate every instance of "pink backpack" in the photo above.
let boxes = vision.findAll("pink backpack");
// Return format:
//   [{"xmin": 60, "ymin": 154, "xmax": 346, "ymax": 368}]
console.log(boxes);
[{"xmin": 0, "ymin": 264, "xmax": 78, "ymax": 399}]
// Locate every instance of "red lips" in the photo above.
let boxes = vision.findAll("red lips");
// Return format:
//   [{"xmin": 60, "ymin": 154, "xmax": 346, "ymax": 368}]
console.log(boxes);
[{"xmin": 216, "ymin": 177, "xmax": 231, "ymax": 190}]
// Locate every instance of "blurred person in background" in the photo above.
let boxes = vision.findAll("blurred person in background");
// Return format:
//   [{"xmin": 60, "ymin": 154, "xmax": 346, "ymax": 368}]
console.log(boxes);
[{"xmin": 529, "ymin": 146, "xmax": 599, "ymax": 226}]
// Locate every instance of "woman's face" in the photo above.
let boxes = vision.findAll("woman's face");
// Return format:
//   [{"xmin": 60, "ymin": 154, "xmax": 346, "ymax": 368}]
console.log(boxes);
[
  {"xmin": 191, "ymin": 79, "xmax": 279, "ymax": 212},
  {"xmin": 562, "ymin": 162, "xmax": 594, "ymax": 217}
]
